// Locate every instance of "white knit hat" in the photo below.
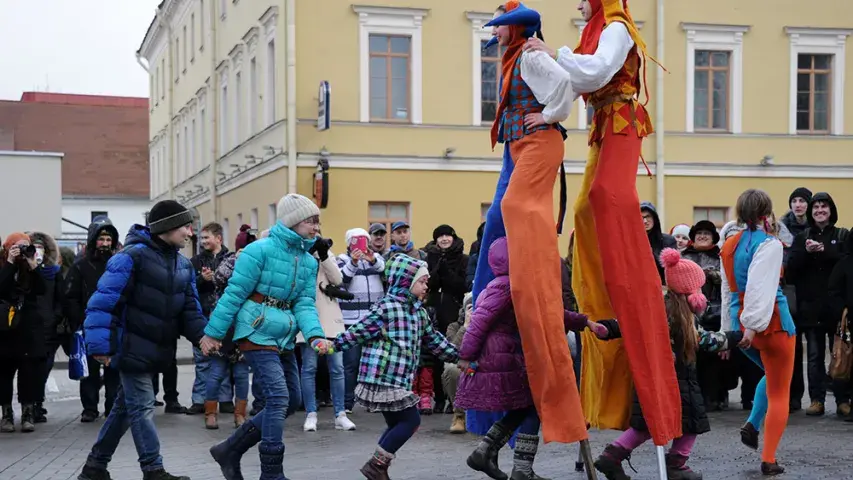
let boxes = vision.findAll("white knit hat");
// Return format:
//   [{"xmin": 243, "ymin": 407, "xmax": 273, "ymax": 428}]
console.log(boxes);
[
  {"xmin": 276, "ymin": 194, "xmax": 321, "ymax": 228},
  {"xmin": 345, "ymin": 228, "xmax": 369, "ymax": 246},
  {"xmin": 671, "ymin": 224, "xmax": 690, "ymax": 238},
  {"xmin": 411, "ymin": 265, "xmax": 430, "ymax": 291}
]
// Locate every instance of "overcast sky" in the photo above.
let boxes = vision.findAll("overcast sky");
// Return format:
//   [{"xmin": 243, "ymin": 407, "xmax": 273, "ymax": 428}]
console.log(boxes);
[{"xmin": 0, "ymin": 0, "xmax": 160, "ymax": 101}]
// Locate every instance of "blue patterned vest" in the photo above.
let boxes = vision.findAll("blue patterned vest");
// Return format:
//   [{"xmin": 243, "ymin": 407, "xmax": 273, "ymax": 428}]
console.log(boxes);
[{"xmin": 498, "ymin": 55, "xmax": 551, "ymax": 144}]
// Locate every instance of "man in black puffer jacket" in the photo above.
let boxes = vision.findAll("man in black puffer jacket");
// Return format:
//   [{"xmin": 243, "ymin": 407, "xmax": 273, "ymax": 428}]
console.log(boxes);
[
  {"xmin": 64, "ymin": 216, "xmax": 120, "ymax": 423},
  {"xmin": 79, "ymin": 200, "xmax": 205, "ymax": 480}
]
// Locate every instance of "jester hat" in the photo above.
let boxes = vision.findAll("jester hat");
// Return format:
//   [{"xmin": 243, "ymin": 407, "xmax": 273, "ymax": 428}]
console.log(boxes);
[{"xmin": 482, "ymin": 2, "xmax": 541, "ymax": 50}]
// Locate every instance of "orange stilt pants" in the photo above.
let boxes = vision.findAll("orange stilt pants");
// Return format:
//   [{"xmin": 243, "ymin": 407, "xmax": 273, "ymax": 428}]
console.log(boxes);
[
  {"xmin": 502, "ymin": 128, "xmax": 587, "ymax": 444},
  {"xmin": 572, "ymin": 122, "xmax": 681, "ymax": 445},
  {"xmin": 752, "ymin": 332, "xmax": 796, "ymax": 463}
]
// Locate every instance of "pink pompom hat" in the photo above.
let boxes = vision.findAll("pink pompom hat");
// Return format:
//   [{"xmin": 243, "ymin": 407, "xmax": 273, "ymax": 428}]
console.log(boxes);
[{"xmin": 659, "ymin": 248, "xmax": 707, "ymax": 314}]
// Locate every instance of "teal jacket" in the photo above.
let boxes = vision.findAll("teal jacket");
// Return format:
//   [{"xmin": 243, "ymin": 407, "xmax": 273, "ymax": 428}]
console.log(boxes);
[{"xmin": 205, "ymin": 222, "xmax": 324, "ymax": 350}]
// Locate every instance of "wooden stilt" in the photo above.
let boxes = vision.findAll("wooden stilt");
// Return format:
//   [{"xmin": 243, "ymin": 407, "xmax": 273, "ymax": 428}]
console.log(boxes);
[
  {"xmin": 575, "ymin": 441, "xmax": 585, "ymax": 472},
  {"xmin": 580, "ymin": 439, "xmax": 598, "ymax": 479}
]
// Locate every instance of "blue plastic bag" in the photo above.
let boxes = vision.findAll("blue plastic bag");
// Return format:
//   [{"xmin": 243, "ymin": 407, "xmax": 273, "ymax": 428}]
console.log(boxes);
[{"xmin": 69, "ymin": 330, "xmax": 89, "ymax": 381}]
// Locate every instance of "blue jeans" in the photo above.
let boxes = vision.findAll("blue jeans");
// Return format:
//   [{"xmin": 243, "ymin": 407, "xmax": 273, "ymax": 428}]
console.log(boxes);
[
  {"xmin": 301, "ymin": 346, "xmax": 345, "ymax": 415},
  {"xmin": 86, "ymin": 372, "xmax": 162, "ymax": 472},
  {"xmin": 193, "ymin": 346, "xmax": 232, "ymax": 405},
  {"xmin": 244, "ymin": 350, "xmax": 289, "ymax": 452},
  {"xmin": 251, "ymin": 350, "xmax": 301, "ymax": 417},
  {"xmin": 206, "ymin": 356, "xmax": 250, "ymax": 402},
  {"xmin": 342, "ymin": 344, "xmax": 362, "ymax": 410}
]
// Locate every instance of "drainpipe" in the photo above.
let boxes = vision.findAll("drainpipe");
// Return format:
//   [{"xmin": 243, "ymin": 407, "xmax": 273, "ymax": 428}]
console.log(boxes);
[
  {"xmin": 135, "ymin": 53, "xmax": 150, "ymax": 73},
  {"xmin": 285, "ymin": 0, "xmax": 298, "ymax": 193},
  {"xmin": 654, "ymin": 0, "xmax": 665, "ymax": 225},
  {"xmin": 136, "ymin": 53, "xmax": 154, "ymax": 200},
  {"xmin": 159, "ymin": 6, "xmax": 176, "ymax": 201},
  {"xmin": 209, "ymin": 0, "xmax": 219, "ymax": 221}
]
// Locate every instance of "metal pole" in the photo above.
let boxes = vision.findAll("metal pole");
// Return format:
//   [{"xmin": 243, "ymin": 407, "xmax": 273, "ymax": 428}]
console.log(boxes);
[
  {"xmin": 580, "ymin": 440, "xmax": 598, "ymax": 479},
  {"xmin": 656, "ymin": 445, "xmax": 667, "ymax": 480},
  {"xmin": 575, "ymin": 443, "xmax": 584, "ymax": 472}
]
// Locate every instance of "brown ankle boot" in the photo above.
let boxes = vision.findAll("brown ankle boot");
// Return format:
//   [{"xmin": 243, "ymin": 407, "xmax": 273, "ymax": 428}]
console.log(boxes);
[
  {"xmin": 359, "ymin": 446, "xmax": 394, "ymax": 480},
  {"xmin": 204, "ymin": 400, "xmax": 219, "ymax": 430},
  {"xmin": 234, "ymin": 399, "xmax": 247, "ymax": 428}
]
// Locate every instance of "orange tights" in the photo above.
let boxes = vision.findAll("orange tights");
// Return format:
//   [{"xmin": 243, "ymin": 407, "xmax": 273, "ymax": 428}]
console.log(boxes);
[{"xmin": 751, "ymin": 332, "xmax": 796, "ymax": 463}]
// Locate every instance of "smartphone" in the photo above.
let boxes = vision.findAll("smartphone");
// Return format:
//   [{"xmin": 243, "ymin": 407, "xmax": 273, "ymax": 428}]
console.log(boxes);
[{"xmin": 350, "ymin": 236, "xmax": 369, "ymax": 254}]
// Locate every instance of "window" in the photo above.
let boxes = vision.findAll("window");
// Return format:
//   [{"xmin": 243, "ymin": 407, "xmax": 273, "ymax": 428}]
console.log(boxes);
[
  {"xmin": 250, "ymin": 208, "xmax": 259, "ymax": 228},
  {"xmin": 220, "ymin": 82, "xmax": 228, "ymax": 152},
  {"xmin": 190, "ymin": 14, "xmax": 196, "ymax": 62},
  {"xmin": 786, "ymin": 27, "xmax": 850, "ymax": 135},
  {"xmin": 176, "ymin": 130, "xmax": 182, "ymax": 180},
  {"xmin": 91, "ymin": 211, "xmax": 108, "ymax": 222},
  {"xmin": 267, "ymin": 203, "xmax": 276, "ymax": 227},
  {"xmin": 479, "ymin": 40, "xmax": 506, "ymax": 123},
  {"xmin": 174, "ymin": 38, "xmax": 180, "ymax": 81},
  {"xmin": 354, "ymin": 5, "xmax": 426, "ymax": 124},
  {"xmin": 236, "ymin": 213, "xmax": 243, "ymax": 226},
  {"xmin": 200, "ymin": 0, "xmax": 205, "ymax": 51},
  {"xmin": 183, "ymin": 26, "xmax": 188, "ymax": 71},
  {"xmin": 199, "ymin": 105, "xmax": 206, "ymax": 168},
  {"xmin": 693, "ymin": 207, "xmax": 728, "ymax": 228},
  {"xmin": 183, "ymin": 123, "xmax": 189, "ymax": 180},
  {"xmin": 693, "ymin": 50, "xmax": 730, "ymax": 131},
  {"xmin": 249, "ymin": 57, "xmax": 258, "ymax": 135},
  {"xmin": 265, "ymin": 39, "xmax": 276, "ymax": 125},
  {"xmin": 481, "ymin": 203, "xmax": 492, "ymax": 223},
  {"xmin": 223, "ymin": 218, "xmax": 230, "ymax": 247},
  {"xmin": 160, "ymin": 58, "xmax": 166, "ymax": 98},
  {"xmin": 682, "ymin": 23, "xmax": 748, "ymax": 134},
  {"xmin": 160, "ymin": 144, "xmax": 167, "ymax": 194},
  {"xmin": 190, "ymin": 118, "xmax": 196, "ymax": 175},
  {"xmin": 219, "ymin": 0, "xmax": 226, "ymax": 20},
  {"xmin": 796, "ymin": 54, "xmax": 832, "ymax": 133},
  {"xmin": 235, "ymin": 71, "xmax": 243, "ymax": 142},
  {"xmin": 149, "ymin": 73, "xmax": 155, "ymax": 109},
  {"xmin": 368, "ymin": 202, "xmax": 409, "ymax": 236}
]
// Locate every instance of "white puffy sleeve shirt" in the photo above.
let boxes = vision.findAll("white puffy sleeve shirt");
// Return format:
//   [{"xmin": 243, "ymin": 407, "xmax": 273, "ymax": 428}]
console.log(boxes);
[
  {"xmin": 554, "ymin": 21, "xmax": 635, "ymax": 96},
  {"xmin": 720, "ymin": 237, "xmax": 783, "ymax": 333},
  {"xmin": 519, "ymin": 50, "xmax": 574, "ymax": 124}
]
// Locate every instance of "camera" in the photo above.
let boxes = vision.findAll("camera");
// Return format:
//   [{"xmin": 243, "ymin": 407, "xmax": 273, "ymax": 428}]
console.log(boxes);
[{"xmin": 19, "ymin": 245, "xmax": 36, "ymax": 258}]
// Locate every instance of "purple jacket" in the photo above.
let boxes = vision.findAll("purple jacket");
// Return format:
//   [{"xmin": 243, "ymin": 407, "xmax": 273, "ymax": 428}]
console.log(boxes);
[{"xmin": 454, "ymin": 237, "xmax": 588, "ymax": 412}]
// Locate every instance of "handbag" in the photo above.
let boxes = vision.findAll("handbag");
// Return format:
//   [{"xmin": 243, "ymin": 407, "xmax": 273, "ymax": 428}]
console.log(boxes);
[
  {"xmin": 829, "ymin": 308, "xmax": 852, "ymax": 381},
  {"xmin": 68, "ymin": 329, "xmax": 90, "ymax": 381}
]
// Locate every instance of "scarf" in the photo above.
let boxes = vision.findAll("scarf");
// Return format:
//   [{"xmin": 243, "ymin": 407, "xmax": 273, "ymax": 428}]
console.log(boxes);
[
  {"xmin": 489, "ymin": 2, "xmax": 530, "ymax": 149},
  {"xmin": 38, "ymin": 264, "xmax": 61, "ymax": 281},
  {"xmin": 390, "ymin": 241, "xmax": 415, "ymax": 253}
]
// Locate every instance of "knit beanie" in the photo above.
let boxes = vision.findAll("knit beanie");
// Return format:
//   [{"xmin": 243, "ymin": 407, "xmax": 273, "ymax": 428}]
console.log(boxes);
[
  {"xmin": 670, "ymin": 224, "xmax": 690, "ymax": 238},
  {"xmin": 147, "ymin": 200, "xmax": 194, "ymax": 235},
  {"xmin": 234, "ymin": 224, "xmax": 257, "ymax": 251},
  {"xmin": 345, "ymin": 228, "xmax": 369, "ymax": 246},
  {"xmin": 276, "ymin": 194, "xmax": 321, "ymax": 228},
  {"xmin": 432, "ymin": 224, "xmax": 456, "ymax": 241},
  {"xmin": 660, "ymin": 248, "xmax": 707, "ymax": 314},
  {"xmin": 411, "ymin": 265, "xmax": 430, "ymax": 290},
  {"xmin": 789, "ymin": 187, "xmax": 813, "ymax": 207}
]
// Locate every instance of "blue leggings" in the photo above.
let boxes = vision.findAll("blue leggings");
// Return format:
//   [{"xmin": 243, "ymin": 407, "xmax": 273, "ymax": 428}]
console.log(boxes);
[
  {"xmin": 378, "ymin": 406, "xmax": 421, "ymax": 454},
  {"xmin": 743, "ymin": 347, "xmax": 768, "ymax": 431}
]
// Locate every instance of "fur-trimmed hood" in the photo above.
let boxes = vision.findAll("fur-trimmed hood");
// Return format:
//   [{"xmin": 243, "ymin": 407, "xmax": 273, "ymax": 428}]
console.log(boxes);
[{"xmin": 27, "ymin": 231, "xmax": 59, "ymax": 267}]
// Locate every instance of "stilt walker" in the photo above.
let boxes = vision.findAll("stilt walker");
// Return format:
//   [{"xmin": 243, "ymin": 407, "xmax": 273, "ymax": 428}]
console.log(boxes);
[
  {"xmin": 471, "ymin": 0, "xmax": 588, "ymax": 446},
  {"xmin": 524, "ymin": 0, "xmax": 681, "ymax": 462}
]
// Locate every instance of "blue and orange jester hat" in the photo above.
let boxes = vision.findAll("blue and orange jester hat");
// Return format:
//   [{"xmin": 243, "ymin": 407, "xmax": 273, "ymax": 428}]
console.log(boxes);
[{"xmin": 482, "ymin": 1, "xmax": 541, "ymax": 51}]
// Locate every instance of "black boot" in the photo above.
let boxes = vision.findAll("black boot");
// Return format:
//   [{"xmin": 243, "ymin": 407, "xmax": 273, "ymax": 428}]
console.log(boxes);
[
  {"xmin": 219, "ymin": 401, "xmax": 235, "ymax": 414},
  {"xmin": 740, "ymin": 422, "xmax": 759, "ymax": 450},
  {"xmin": 186, "ymin": 403, "xmax": 204, "ymax": 415},
  {"xmin": 34, "ymin": 402, "xmax": 47, "ymax": 423},
  {"xmin": 141, "ymin": 469, "xmax": 190, "ymax": 480},
  {"xmin": 665, "ymin": 453, "xmax": 702, "ymax": 480},
  {"xmin": 20, "ymin": 404, "xmax": 35, "ymax": 433},
  {"xmin": 593, "ymin": 444, "xmax": 632, "ymax": 480},
  {"xmin": 466, "ymin": 421, "xmax": 512, "ymax": 480},
  {"xmin": 164, "ymin": 402, "xmax": 187, "ymax": 414},
  {"xmin": 509, "ymin": 434, "xmax": 550, "ymax": 480},
  {"xmin": 1, "ymin": 405, "xmax": 14, "ymax": 433},
  {"xmin": 761, "ymin": 462, "xmax": 785, "ymax": 476},
  {"xmin": 258, "ymin": 443, "xmax": 286, "ymax": 480},
  {"xmin": 209, "ymin": 422, "xmax": 261, "ymax": 480},
  {"xmin": 77, "ymin": 464, "xmax": 112, "ymax": 480}
]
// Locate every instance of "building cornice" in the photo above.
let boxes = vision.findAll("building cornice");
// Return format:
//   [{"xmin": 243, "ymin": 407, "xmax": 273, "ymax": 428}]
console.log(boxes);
[
  {"xmin": 0, "ymin": 150, "xmax": 63, "ymax": 158},
  {"xmin": 680, "ymin": 22, "xmax": 751, "ymax": 33},
  {"xmin": 784, "ymin": 26, "xmax": 853, "ymax": 37},
  {"xmin": 573, "ymin": 18, "xmax": 645, "ymax": 30}
]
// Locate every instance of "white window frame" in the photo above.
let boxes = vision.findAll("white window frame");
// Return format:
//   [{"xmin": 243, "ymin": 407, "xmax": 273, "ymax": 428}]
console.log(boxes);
[
  {"xmin": 682, "ymin": 23, "xmax": 748, "ymax": 134},
  {"xmin": 261, "ymin": 7, "xmax": 278, "ymax": 127},
  {"xmin": 785, "ymin": 27, "xmax": 851, "ymax": 135},
  {"xmin": 250, "ymin": 208, "xmax": 259, "ymax": 228},
  {"xmin": 229, "ymin": 45, "xmax": 244, "ymax": 146},
  {"xmin": 244, "ymin": 27, "xmax": 260, "ymax": 136},
  {"xmin": 353, "ymin": 5, "xmax": 427, "ymax": 124},
  {"xmin": 267, "ymin": 203, "xmax": 276, "ymax": 228},
  {"xmin": 468, "ymin": 12, "xmax": 495, "ymax": 126}
]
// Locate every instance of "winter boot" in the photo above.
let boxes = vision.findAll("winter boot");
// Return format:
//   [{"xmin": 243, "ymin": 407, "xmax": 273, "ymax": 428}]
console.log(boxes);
[
  {"xmin": 418, "ymin": 395, "xmax": 432, "ymax": 415},
  {"xmin": 665, "ymin": 453, "xmax": 702, "ymax": 480},
  {"xmin": 509, "ymin": 433, "xmax": 550, "ymax": 480},
  {"xmin": 449, "ymin": 411, "xmax": 466, "ymax": 434},
  {"xmin": 34, "ymin": 402, "xmax": 47, "ymax": 423},
  {"xmin": 220, "ymin": 401, "xmax": 235, "ymax": 414},
  {"xmin": 234, "ymin": 399, "xmax": 248, "ymax": 428},
  {"xmin": 20, "ymin": 404, "xmax": 35, "ymax": 433},
  {"xmin": 761, "ymin": 462, "xmax": 785, "ymax": 476},
  {"xmin": 740, "ymin": 422, "xmax": 759, "ymax": 450},
  {"xmin": 204, "ymin": 400, "xmax": 219, "ymax": 429},
  {"xmin": 1, "ymin": 405, "xmax": 14, "ymax": 433},
  {"xmin": 186, "ymin": 403, "xmax": 204, "ymax": 415},
  {"xmin": 258, "ymin": 443, "xmax": 286, "ymax": 480},
  {"xmin": 77, "ymin": 464, "xmax": 112, "ymax": 480},
  {"xmin": 593, "ymin": 444, "xmax": 632, "ymax": 480},
  {"xmin": 466, "ymin": 421, "xmax": 512, "ymax": 480},
  {"xmin": 805, "ymin": 400, "xmax": 824, "ymax": 416},
  {"xmin": 141, "ymin": 469, "xmax": 190, "ymax": 480},
  {"xmin": 210, "ymin": 421, "xmax": 262, "ymax": 480},
  {"xmin": 359, "ymin": 446, "xmax": 394, "ymax": 480}
]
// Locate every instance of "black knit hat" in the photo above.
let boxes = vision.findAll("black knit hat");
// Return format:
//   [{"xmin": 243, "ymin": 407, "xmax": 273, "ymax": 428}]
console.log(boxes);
[
  {"xmin": 789, "ymin": 187, "xmax": 813, "ymax": 207},
  {"xmin": 432, "ymin": 224, "xmax": 456, "ymax": 241},
  {"xmin": 147, "ymin": 200, "xmax": 194, "ymax": 235}
]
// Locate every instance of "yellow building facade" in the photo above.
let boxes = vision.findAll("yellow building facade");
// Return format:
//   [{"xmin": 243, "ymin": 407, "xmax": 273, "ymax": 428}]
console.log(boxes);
[{"xmin": 138, "ymin": 0, "xmax": 853, "ymax": 252}]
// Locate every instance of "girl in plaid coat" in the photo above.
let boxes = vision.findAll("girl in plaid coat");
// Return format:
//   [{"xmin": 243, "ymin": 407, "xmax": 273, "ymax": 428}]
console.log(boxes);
[{"xmin": 334, "ymin": 254, "xmax": 459, "ymax": 480}]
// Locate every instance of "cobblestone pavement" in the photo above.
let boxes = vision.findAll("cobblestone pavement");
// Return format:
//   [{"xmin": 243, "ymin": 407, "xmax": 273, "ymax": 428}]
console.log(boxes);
[{"xmin": 0, "ymin": 366, "xmax": 850, "ymax": 480}]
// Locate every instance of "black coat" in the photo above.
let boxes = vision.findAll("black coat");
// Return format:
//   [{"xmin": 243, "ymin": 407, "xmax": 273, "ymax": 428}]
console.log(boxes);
[
  {"xmin": 425, "ymin": 238, "xmax": 469, "ymax": 334},
  {"xmin": 828, "ymin": 235, "xmax": 853, "ymax": 325},
  {"xmin": 0, "ymin": 262, "xmax": 48, "ymax": 358},
  {"xmin": 191, "ymin": 247, "xmax": 231, "ymax": 317},
  {"xmin": 64, "ymin": 220, "xmax": 120, "ymax": 332},
  {"xmin": 681, "ymin": 247, "xmax": 722, "ymax": 331}
]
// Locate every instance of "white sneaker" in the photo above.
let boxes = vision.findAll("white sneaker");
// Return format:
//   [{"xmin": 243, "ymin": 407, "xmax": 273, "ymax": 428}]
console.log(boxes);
[
  {"xmin": 345, "ymin": 408, "xmax": 353, "ymax": 414},
  {"xmin": 303, "ymin": 412, "xmax": 318, "ymax": 432},
  {"xmin": 335, "ymin": 413, "xmax": 356, "ymax": 431}
]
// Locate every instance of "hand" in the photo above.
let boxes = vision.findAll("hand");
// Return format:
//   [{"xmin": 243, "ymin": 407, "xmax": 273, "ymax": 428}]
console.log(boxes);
[
  {"xmin": 200, "ymin": 335, "xmax": 222, "ymax": 356},
  {"xmin": 311, "ymin": 339, "xmax": 335, "ymax": 355},
  {"xmin": 522, "ymin": 37, "xmax": 556, "ymax": 59},
  {"xmin": 93, "ymin": 355, "xmax": 111, "ymax": 366},
  {"xmin": 719, "ymin": 350, "xmax": 731, "ymax": 361},
  {"xmin": 6, "ymin": 246, "xmax": 19, "ymax": 264},
  {"xmin": 588, "ymin": 321, "xmax": 608, "ymax": 339},
  {"xmin": 365, "ymin": 252, "xmax": 377, "ymax": 265},
  {"xmin": 201, "ymin": 267, "xmax": 214, "ymax": 281},
  {"xmin": 524, "ymin": 113, "xmax": 546, "ymax": 129},
  {"xmin": 23, "ymin": 256, "xmax": 38, "ymax": 271},
  {"xmin": 457, "ymin": 359, "xmax": 471, "ymax": 371},
  {"xmin": 351, "ymin": 250, "xmax": 364, "ymax": 265},
  {"xmin": 738, "ymin": 329, "xmax": 757, "ymax": 349}
]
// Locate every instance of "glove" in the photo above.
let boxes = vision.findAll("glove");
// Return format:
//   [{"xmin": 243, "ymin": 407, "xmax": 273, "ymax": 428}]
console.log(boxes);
[{"xmin": 312, "ymin": 237, "xmax": 332, "ymax": 261}]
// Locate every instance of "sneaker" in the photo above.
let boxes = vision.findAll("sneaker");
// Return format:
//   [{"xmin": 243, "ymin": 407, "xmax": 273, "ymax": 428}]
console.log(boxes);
[
  {"xmin": 335, "ymin": 413, "xmax": 356, "ymax": 431},
  {"xmin": 141, "ymin": 469, "xmax": 190, "ymax": 480},
  {"xmin": 78, "ymin": 465, "xmax": 112, "ymax": 480},
  {"xmin": 164, "ymin": 402, "xmax": 188, "ymax": 414},
  {"xmin": 345, "ymin": 408, "xmax": 353, "ymax": 415},
  {"xmin": 805, "ymin": 400, "xmax": 825, "ymax": 416},
  {"xmin": 303, "ymin": 412, "xmax": 318, "ymax": 432},
  {"xmin": 80, "ymin": 411, "xmax": 99, "ymax": 423},
  {"xmin": 154, "ymin": 400, "xmax": 165, "ymax": 407}
]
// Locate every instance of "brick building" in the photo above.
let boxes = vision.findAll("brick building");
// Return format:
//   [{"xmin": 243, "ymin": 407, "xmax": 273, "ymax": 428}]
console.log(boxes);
[{"xmin": 0, "ymin": 92, "xmax": 150, "ymax": 247}]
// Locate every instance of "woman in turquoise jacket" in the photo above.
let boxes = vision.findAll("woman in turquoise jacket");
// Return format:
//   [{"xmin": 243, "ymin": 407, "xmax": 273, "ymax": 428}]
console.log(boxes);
[{"xmin": 202, "ymin": 194, "xmax": 332, "ymax": 480}]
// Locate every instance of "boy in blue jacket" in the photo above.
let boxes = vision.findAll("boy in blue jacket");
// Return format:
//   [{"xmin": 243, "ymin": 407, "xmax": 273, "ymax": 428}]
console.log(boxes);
[{"xmin": 78, "ymin": 200, "xmax": 207, "ymax": 480}]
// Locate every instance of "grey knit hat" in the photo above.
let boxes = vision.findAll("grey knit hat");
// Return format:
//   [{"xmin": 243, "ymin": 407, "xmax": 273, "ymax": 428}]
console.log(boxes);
[
  {"xmin": 147, "ymin": 200, "xmax": 194, "ymax": 235},
  {"xmin": 276, "ymin": 194, "xmax": 321, "ymax": 228}
]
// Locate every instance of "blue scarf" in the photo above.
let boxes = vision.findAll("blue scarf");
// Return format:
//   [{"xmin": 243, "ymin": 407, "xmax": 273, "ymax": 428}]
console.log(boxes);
[
  {"xmin": 38, "ymin": 265, "xmax": 61, "ymax": 281},
  {"xmin": 389, "ymin": 241, "xmax": 414, "ymax": 253}
]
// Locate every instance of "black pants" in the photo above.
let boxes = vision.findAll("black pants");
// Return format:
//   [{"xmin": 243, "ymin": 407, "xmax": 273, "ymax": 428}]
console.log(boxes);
[
  {"xmin": 151, "ymin": 358, "xmax": 179, "ymax": 403},
  {"xmin": 0, "ymin": 356, "xmax": 42, "ymax": 404},
  {"xmin": 734, "ymin": 348, "xmax": 763, "ymax": 405},
  {"xmin": 804, "ymin": 326, "xmax": 851, "ymax": 403},
  {"xmin": 36, "ymin": 341, "xmax": 71, "ymax": 404},
  {"xmin": 80, "ymin": 356, "xmax": 120, "ymax": 415},
  {"xmin": 696, "ymin": 350, "xmax": 727, "ymax": 403},
  {"xmin": 790, "ymin": 332, "xmax": 805, "ymax": 407}
]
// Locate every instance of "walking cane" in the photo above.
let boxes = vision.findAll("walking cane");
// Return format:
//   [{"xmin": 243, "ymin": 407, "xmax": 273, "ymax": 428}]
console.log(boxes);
[
  {"xmin": 655, "ymin": 445, "xmax": 667, "ymax": 480},
  {"xmin": 579, "ymin": 439, "xmax": 598, "ymax": 479}
]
